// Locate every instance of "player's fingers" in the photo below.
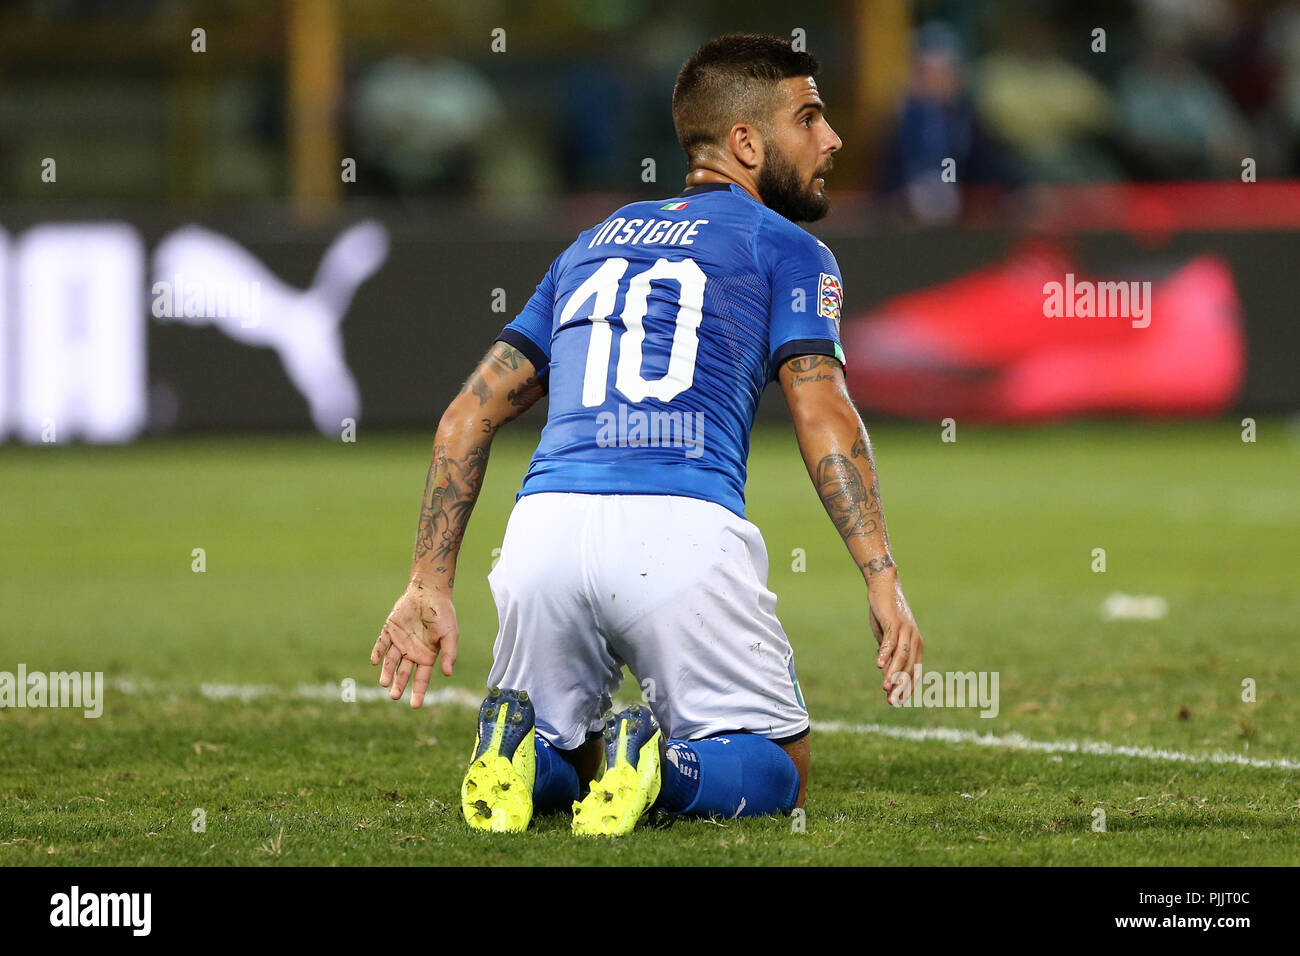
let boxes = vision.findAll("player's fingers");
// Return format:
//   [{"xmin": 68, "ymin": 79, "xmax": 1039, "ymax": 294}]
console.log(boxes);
[
  {"xmin": 380, "ymin": 640, "xmax": 404, "ymax": 687},
  {"xmin": 891, "ymin": 632, "xmax": 922, "ymax": 706},
  {"xmin": 409, "ymin": 662, "xmax": 434, "ymax": 709},
  {"xmin": 875, "ymin": 619, "xmax": 896, "ymax": 671},
  {"xmin": 370, "ymin": 629, "xmax": 391, "ymax": 666},
  {"xmin": 886, "ymin": 628, "xmax": 919, "ymax": 703},
  {"xmin": 391, "ymin": 656, "xmax": 415, "ymax": 701},
  {"xmin": 881, "ymin": 627, "xmax": 908, "ymax": 691},
  {"xmin": 439, "ymin": 629, "xmax": 459, "ymax": 677},
  {"xmin": 379, "ymin": 616, "xmax": 409, "ymax": 654},
  {"xmin": 885, "ymin": 626, "xmax": 914, "ymax": 679},
  {"xmin": 895, "ymin": 636, "xmax": 923, "ymax": 706},
  {"xmin": 889, "ymin": 669, "xmax": 915, "ymax": 706}
]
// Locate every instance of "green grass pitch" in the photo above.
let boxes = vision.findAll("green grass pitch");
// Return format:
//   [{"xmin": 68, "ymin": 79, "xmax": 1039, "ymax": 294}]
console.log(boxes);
[{"xmin": 1, "ymin": 421, "xmax": 1297, "ymax": 865}]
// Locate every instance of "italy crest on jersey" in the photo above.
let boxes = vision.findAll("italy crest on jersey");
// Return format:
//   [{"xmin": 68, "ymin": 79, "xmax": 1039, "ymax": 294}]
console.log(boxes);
[{"xmin": 818, "ymin": 272, "xmax": 843, "ymax": 327}]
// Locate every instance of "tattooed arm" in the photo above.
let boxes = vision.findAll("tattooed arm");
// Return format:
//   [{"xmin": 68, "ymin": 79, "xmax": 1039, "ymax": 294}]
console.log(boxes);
[
  {"xmin": 370, "ymin": 341, "xmax": 544, "ymax": 707},
  {"xmin": 778, "ymin": 354, "xmax": 923, "ymax": 704},
  {"xmin": 411, "ymin": 341, "xmax": 543, "ymax": 586}
]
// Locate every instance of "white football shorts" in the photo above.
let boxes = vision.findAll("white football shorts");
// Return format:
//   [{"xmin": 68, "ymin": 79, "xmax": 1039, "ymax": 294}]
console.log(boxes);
[{"xmin": 485, "ymin": 492, "xmax": 809, "ymax": 751}]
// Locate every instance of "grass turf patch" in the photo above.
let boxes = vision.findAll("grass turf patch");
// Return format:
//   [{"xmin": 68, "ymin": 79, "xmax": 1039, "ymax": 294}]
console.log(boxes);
[{"xmin": 1, "ymin": 421, "xmax": 1297, "ymax": 864}]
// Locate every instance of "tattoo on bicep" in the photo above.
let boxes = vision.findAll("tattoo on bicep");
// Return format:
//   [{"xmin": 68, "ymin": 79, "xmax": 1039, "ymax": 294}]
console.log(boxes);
[
  {"xmin": 506, "ymin": 376, "xmax": 541, "ymax": 410},
  {"xmin": 786, "ymin": 355, "xmax": 836, "ymax": 374},
  {"xmin": 784, "ymin": 354, "xmax": 840, "ymax": 387},
  {"xmin": 794, "ymin": 371, "xmax": 837, "ymax": 386},
  {"xmin": 814, "ymin": 452, "xmax": 882, "ymax": 539},
  {"xmin": 488, "ymin": 341, "xmax": 524, "ymax": 373},
  {"xmin": 491, "ymin": 375, "xmax": 544, "ymax": 429},
  {"xmin": 474, "ymin": 342, "xmax": 542, "ymax": 429}
]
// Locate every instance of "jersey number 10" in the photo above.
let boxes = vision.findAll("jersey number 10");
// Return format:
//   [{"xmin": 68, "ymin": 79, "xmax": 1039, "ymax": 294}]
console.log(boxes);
[{"xmin": 561, "ymin": 256, "xmax": 705, "ymax": 407}]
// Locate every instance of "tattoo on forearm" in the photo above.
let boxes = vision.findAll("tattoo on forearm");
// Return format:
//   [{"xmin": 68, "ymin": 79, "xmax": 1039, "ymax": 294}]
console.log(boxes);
[
  {"xmin": 414, "ymin": 445, "xmax": 446, "ymax": 562},
  {"xmin": 814, "ymin": 429, "xmax": 896, "ymax": 576},
  {"xmin": 815, "ymin": 452, "xmax": 882, "ymax": 539},
  {"xmin": 414, "ymin": 341, "xmax": 542, "ymax": 567},
  {"xmin": 414, "ymin": 442, "xmax": 491, "ymax": 565},
  {"xmin": 862, "ymin": 555, "xmax": 895, "ymax": 576}
]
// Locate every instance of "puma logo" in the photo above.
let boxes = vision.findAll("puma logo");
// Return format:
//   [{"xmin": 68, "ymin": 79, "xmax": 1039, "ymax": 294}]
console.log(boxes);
[{"xmin": 152, "ymin": 220, "xmax": 389, "ymax": 434}]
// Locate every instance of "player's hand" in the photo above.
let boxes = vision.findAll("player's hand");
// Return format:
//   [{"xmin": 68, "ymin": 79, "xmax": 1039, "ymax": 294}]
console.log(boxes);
[
  {"xmin": 370, "ymin": 581, "xmax": 459, "ymax": 708},
  {"xmin": 867, "ymin": 574, "xmax": 922, "ymax": 706}
]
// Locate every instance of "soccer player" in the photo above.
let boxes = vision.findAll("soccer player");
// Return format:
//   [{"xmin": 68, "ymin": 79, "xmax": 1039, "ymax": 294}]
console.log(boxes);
[{"xmin": 370, "ymin": 33, "xmax": 924, "ymax": 835}]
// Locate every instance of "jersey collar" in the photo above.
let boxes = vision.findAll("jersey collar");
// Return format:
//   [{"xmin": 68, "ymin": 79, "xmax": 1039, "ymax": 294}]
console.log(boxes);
[{"xmin": 677, "ymin": 182, "xmax": 735, "ymax": 196}]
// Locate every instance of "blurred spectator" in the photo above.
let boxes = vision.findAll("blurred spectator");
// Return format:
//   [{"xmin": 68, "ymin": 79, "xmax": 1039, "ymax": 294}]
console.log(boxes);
[
  {"xmin": 1115, "ymin": 39, "xmax": 1250, "ymax": 179},
  {"xmin": 5, "ymin": 0, "xmax": 1300, "ymax": 201},
  {"xmin": 877, "ymin": 22, "xmax": 1020, "ymax": 223},
  {"xmin": 350, "ymin": 55, "xmax": 503, "ymax": 194},
  {"xmin": 1272, "ymin": 2, "xmax": 1300, "ymax": 173},
  {"xmin": 1134, "ymin": 0, "xmax": 1236, "ymax": 48},
  {"xmin": 974, "ymin": 21, "xmax": 1118, "ymax": 182}
]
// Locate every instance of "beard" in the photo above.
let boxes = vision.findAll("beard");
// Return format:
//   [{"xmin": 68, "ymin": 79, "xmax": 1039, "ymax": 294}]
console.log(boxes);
[{"xmin": 756, "ymin": 141, "xmax": 831, "ymax": 223}]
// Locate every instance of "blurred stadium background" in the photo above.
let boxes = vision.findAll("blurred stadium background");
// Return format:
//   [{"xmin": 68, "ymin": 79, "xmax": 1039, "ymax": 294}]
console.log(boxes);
[{"xmin": 1, "ymin": 0, "xmax": 1298, "ymax": 439}]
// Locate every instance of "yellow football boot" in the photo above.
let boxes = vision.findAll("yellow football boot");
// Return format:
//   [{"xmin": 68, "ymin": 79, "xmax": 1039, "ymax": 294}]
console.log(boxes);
[
  {"xmin": 572, "ymin": 704, "xmax": 662, "ymax": 836},
  {"xmin": 461, "ymin": 687, "xmax": 535, "ymax": 832}
]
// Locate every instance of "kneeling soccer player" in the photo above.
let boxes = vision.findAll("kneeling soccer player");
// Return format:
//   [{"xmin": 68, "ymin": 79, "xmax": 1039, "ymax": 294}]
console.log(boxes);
[{"xmin": 370, "ymin": 33, "xmax": 924, "ymax": 836}]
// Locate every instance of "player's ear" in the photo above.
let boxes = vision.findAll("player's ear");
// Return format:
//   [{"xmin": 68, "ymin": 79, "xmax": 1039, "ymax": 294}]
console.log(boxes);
[{"xmin": 729, "ymin": 123, "xmax": 761, "ymax": 170}]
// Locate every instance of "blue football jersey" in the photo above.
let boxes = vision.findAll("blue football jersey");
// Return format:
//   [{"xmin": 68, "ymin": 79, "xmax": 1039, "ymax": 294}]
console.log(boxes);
[{"xmin": 497, "ymin": 181, "xmax": 845, "ymax": 518}]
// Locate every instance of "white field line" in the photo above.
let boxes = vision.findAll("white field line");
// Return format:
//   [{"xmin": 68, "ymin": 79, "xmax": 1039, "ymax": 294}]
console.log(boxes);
[
  {"xmin": 813, "ymin": 720, "xmax": 1300, "ymax": 772},
  {"xmin": 111, "ymin": 677, "xmax": 484, "ymax": 709},
  {"xmin": 108, "ymin": 679, "xmax": 1299, "ymax": 772}
]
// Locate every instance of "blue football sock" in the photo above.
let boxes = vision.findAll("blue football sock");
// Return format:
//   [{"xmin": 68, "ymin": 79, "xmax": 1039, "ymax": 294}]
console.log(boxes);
[
  {"xmin": 659, "ymin": 740, "xmax": 703, "ymax": 810},
  {"xmin": 657, "ymin": 733, "xmax": 800, "ymax": 817},
  {"xmin": 532, "ymin": 733, "xmax": 581, "ymax": 811}
]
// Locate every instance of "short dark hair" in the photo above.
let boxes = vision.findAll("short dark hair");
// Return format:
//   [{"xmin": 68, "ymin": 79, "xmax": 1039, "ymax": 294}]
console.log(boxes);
[{"xmin": 672, "ymin": 33, "xmax": 820, "ymax": 161}]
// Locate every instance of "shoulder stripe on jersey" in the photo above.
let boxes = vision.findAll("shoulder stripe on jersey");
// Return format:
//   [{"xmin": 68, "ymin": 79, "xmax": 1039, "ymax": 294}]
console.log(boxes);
[{"xmin": 771, "ymin": 338, "xmax": 843, "ymax": 381}]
